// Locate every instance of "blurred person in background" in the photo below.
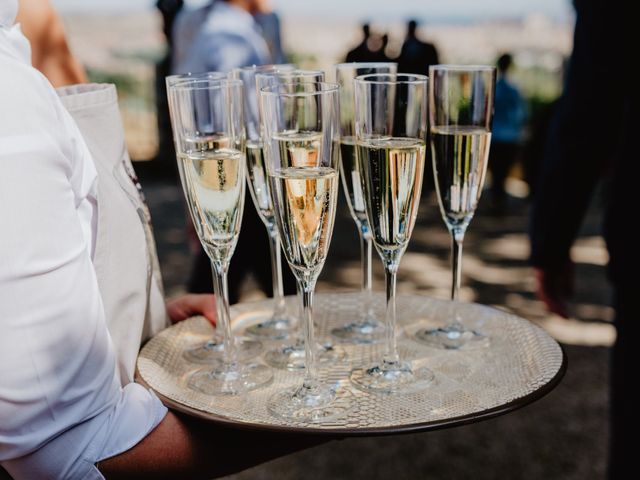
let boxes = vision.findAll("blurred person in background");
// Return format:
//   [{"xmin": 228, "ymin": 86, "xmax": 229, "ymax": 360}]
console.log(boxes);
[
  {"xmin": 396, "ymin": 18, "xmax": 438, "ymax": 197},
  {"xmin": 521, "ymin": 99, "xmax": 557, "ymax": 197},
  {"xmin": 345, "ymin": 23, "xmax": 376, "ymax": 62},
  {"xmin": 171, "ymin": 0, "xmax": 214, "ymax": 74},
  {"xmin": 155, "ymin": 0, "xmax": 184, "ymax": 177},
  {"xmin": 529, "ymin": 0, "xmax": 632, "ymax": 476},
  {"xmin": 173, "ymin": 0, "xmax": 270, "ymax": 74},
  {"xmin": 488, "ymin": 53, "xmax": 526, "ymax": 213},
  {"xmin": 15, "ymin": 0, "xmax": 86, "ymax": 86},
  {"xmin": 254, "ymin": 7, "xmax": 285, "ymax": 64},
  {"xmin": 370, "ymin": 33, "xmax": 391, "ymax": 62},
  {"xmin": 397, "ymin": 19, "xmax": 438, "ymax": 76},
  {"xmin": 171, "ymin": 0, "xmax": 296, "ymax": 303}
]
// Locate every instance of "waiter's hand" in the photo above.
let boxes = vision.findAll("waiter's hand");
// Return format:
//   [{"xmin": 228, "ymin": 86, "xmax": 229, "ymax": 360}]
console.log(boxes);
[
  {"xmin": 534, "ymin": 261, "xmax": 574, "ymax": 319},
  {"xmin": 166, "ymin": 294, "xmax": 217, "ymax": 326}
]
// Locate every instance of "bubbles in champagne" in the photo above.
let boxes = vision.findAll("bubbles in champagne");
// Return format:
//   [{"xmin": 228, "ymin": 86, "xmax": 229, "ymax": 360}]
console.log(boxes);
[
  {"xmin": 270, "ymin": 166, "xmax": 338, "ymax": 277},
  {"xmin": 274, "ymin": 131, "xmax": 323, "ymax": 168},
  {"xmin": 431, "ymin": 126, "xmax": 491, "ymax": 229},
  {"xmin": 357, "ymin": 137, "xmax": 425, "ymax": 258},
  {"xmin": 179, "ymin": 148, "xmax": 245, "ymax": 262}
]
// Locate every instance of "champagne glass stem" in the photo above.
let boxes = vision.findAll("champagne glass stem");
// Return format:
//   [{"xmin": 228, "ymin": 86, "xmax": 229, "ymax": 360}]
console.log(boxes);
[
  {"xmin": 209, "ymin": 262, "xmax": 224, "ymax": 341},
  {"xmin": 450, "ymin": 229, "xmax": 465, "ymax": 329},
  {"xmin": 360, "ymin": 226, "xmax": 373, "ymax": 292},
  {"xmin": 450, "ymin": 229, "xmax": 466, "ymax": 301},
  {"xmin": 360, "ymin": 226, "xmax": 374, "ymax": 320},
  {"xmin": 383, "ymin": 265, "xmax": 400, "ymax": 365},
  {"xmin": 268, "ymin": 229, "xmax": 287, "ymax": 317},
  {"xmin": 211, "ymin": 261, "xmax": 236, "ymax": 364},
  {"xmin": 300, "ymin": 280, "xmax": 318, "ymax": 388}
]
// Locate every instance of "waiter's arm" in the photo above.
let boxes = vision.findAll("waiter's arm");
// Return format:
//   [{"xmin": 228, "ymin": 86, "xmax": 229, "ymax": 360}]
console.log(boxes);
[{"xmin": 99, "ymin": 412, "xmax": 330, "ymax": 480}]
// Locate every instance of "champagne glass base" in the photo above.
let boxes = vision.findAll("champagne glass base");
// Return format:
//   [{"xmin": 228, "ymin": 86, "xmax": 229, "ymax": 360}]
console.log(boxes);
[
  {"xmin": 187, "ymin": 362, "xmax": 273, "ymax": 395},
  {"xmin": 350, "ymin": 360, "xmax": 434, "ymax": 394},
  {"xmin": 184, "ymin": 338, "xmax": 263, "ymax": 364},
  {"xmin": 267, "ymin": 383, "xmax": 354, "ymax": 422},
  {"xmin": 414, "ymin": 325, "xmax": 489, "ymax": 350},
  {"xmin": 331, "ymin": 319, "xmax": 384, "ymax": 344},
  {"xmin": 263, "ymin": 343, "xmax": 346, "ymax": 371},
  {"xmin": 245, "ymin": 316, "xmax": 296, "ymax": 340}
]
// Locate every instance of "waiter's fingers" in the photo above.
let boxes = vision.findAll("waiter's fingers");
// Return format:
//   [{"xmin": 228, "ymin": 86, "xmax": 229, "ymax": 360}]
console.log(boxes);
[{"xmin": 166, "ymin": 294, "xmax": 217, "ymax": 326}]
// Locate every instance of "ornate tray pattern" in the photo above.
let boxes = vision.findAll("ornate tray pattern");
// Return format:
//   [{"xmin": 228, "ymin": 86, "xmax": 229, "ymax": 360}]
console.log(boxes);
[{"xmin": 137, "ymin": 293, "xmax": 565, "ymax": 435}]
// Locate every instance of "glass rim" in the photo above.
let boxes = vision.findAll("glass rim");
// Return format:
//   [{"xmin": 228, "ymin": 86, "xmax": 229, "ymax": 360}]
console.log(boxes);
[
  {"xmin": 259, "ymin": 81, "xmax": 339, "ymax": 97},
  {"xmin": 429, "ymin": 64, "xmax": 496, "ymax": 72},
  {"xmin": 165, "ymin": 71, "xmax": 227, "ymax": 86},
  {"xmin": 354, "ymin": 73, "xmax": 427, "ymax": 85},
  {"xmin": 255, "ymin": 69, "xmax": 325, "ymax": 80},
  {"xmin": 169, "ymin": 77, "xmax": 243, "ymax": 91},
  {"xmin": 232, "ymin": 63, "xmax": 295, "ymax": 73},
  {"xmin": 334, "ymin": 62, "xmax": 397, "ymax": 70}
]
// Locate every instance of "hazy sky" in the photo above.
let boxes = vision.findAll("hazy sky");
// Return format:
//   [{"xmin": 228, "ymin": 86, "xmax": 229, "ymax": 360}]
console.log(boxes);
[{"xmin": 52, "ymin": 0, "xmax": 573, "ymax": 23}]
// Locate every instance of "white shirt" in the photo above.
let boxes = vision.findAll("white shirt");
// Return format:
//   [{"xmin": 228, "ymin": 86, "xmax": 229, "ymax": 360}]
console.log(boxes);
[{"xmin": 0, "ymin": 3, "xmax": 166, "ymax": 478}]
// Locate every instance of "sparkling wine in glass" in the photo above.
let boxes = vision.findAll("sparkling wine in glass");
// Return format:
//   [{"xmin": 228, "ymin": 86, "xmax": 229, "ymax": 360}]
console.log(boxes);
[
  {"xmin": 349, "ymin": 74, "xmax": 434, "ymax": 394},
  {"xmin": 415, "ymin": 65, "xmax": 495, "ymax": 350},
  {"xmin": 261, "ymin": 81, "xmax": 353, "ymax": 421},
  {"xmin": 255, "ymin": 71, "xmax": 345, "ymax": 371},
  {"xmin": 166, "ymin": 72, "xmax": 265, "ymax": 362},
  {"xmin": 167, "ymin": 77, "xmax": 272, "ymax": 394},
  {"xmin": 230, "ymin": 64, "xmax": 296, "ymax": 340},
  {"xmin": 331, "ymin": 62, "xmax": 397, "ymax": 344}
]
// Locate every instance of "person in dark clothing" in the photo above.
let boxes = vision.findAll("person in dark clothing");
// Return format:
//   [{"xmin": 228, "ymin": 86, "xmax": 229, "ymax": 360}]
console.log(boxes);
[
  {"xmin": 529, "ymin": 0, "xmax": 632, "ymax": 477},
  {"xmin": 370, "ymin": 33, "xmax": 391, "ymax": 62},
  {"xmin": 522, "ymin": 99, "xmax": 557, "ymax": 196},
  {"xmin": 155, "ymin": 0, "xmax": 183, "ymax": 177},
  {"xmin": 488, "ymin": 53, "xmax": 526, "ymax": 211},
  {"xmin": 345, "ymin": 23, "xmax": 376, "ymax": 63},
  {"xmin": 397, "ymin": 19, "xmax": 438, "ymax": 76}
]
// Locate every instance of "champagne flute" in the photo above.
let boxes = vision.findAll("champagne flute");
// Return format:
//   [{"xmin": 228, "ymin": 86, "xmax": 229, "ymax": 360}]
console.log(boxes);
[
  {"xmin": 349, "ymin": 74, "xmax": 434, "ymax": 394},
  {"xmin": 167, "ymin": 78, "xmax": 272, "ymax": 394},
  {"xmin": 229, "ymin": 64, "xmax": 296, "ymax": 340},
  {"xmin": 415, "ymin": 65, "xmax": 495, "ymax": 350},
  {"xmin": 261, "ymin": 81, "xmax": 353, "ymax": 421},
  {"xmin": 166, "ymin": 72, "xmax": 264, "ymax": 363},
  {"xmin": 256, "ymin": 71, "xmax": 345, "ymax": 371},
  {"xmin": 331, "ymin": 62, "xmax": 397, "ymax": 344}
]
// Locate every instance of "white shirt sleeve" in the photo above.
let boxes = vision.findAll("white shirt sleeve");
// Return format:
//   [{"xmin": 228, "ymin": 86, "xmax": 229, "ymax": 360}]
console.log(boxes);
[{"xmin": 0, "ymin": 36, "xmax": 166, "ymax": 480}]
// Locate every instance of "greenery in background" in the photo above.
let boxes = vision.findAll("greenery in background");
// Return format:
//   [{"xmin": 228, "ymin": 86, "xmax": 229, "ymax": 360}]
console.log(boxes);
[
  {"xmin": 87, "ymin": 67, "xmax": 137, "ymax": 96},
  {"xmin": 511, "ymin": 63, "xmax": 563, "ymax": 111},
  {"xmin": 286, "ymin": 52, "xmax": 318, "ymax": 70}
]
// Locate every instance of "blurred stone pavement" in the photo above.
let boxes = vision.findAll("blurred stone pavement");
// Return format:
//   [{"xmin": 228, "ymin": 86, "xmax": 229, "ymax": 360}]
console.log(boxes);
[{"xmin": 142, "ymin": 173, "xmax": 611, "ymax": 480}]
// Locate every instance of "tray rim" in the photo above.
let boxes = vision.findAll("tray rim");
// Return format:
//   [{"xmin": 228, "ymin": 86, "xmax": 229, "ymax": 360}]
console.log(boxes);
[{"xmin": 136, "ymin": 294, "xmax": 567, "ymax": 436}]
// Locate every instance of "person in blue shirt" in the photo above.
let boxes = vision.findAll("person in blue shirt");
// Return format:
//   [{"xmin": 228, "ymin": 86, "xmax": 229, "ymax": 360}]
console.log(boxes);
[
  {"xmin": 173, "ymin": 0, "xmax": 271, "ymax": 75},
  {"xmin": 488, "ymin": 53, "xmax": 526, "ymax": 212}
]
